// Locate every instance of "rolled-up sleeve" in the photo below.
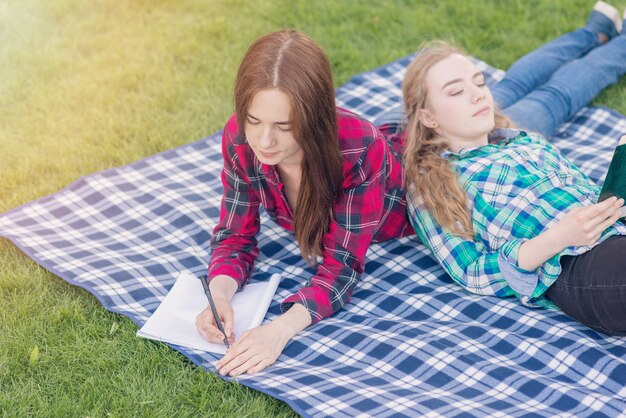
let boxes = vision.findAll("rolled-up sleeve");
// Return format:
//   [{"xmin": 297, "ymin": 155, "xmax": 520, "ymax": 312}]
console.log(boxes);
[
  {"xmin": 207, "ymin": 118, "xmax": 260, "ymax": 289},
  {"xmin": 497, "ymin": 239, "xmax": 538, "ymax": 297}
]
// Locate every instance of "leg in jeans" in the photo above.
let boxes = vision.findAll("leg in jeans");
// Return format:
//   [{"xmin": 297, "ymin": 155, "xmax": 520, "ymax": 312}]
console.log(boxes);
[
  {"xmin": 492, "ymin": 28, "xmax": 599, "ymax": 109},
  {"xmin": 545, "ymin": 235, "xmax": 626, "ymax": 335},
  {"xmin": 501, "ymin": 34, "xmax": 626, "ymax": 138}
]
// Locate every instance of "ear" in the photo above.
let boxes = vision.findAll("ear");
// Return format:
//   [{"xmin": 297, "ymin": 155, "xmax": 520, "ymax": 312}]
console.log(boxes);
[{"xmin": 418, "ymin": 109, "xmax": 438, "ymax": 129}]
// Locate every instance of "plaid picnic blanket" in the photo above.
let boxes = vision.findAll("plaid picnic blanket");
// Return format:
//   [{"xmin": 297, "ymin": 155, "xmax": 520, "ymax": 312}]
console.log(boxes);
[{"xmin": 1, "ymin": 55, "xmax": 626, "ymax": 417}]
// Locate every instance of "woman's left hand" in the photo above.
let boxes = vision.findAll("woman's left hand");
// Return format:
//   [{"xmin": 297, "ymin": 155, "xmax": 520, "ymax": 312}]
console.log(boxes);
[{"xmin": 215, "ymin": 321, "xmax": 290, "ymax": 376}]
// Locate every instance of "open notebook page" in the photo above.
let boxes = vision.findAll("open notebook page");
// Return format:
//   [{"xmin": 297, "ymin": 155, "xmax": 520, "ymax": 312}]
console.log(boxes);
[{"xmin": 137, "ymin": 272, "xmax": 281, "ymax": 355}]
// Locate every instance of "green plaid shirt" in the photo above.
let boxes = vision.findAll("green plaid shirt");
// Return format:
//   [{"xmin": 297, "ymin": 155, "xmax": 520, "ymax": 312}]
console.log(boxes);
[{"xmin": 407, "ymin": 129, "xmax": 626, "ymax": 307}]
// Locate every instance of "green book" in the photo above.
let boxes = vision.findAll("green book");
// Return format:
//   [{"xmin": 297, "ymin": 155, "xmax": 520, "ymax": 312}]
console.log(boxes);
[{"xmin": 598, "ymin": 135, "xmax": 626, "ymax": 221}]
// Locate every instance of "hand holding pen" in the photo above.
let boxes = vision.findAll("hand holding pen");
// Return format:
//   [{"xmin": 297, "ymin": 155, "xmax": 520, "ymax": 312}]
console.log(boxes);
[{"xmin": 196, "ymin": 275, "xmax": 236, "ymax": 349}]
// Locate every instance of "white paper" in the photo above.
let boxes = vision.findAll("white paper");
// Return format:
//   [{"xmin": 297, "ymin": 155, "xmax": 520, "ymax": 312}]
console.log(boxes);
[{"xmin": 137, "ymin": 272, "xmax": 281, "ymax": 355}]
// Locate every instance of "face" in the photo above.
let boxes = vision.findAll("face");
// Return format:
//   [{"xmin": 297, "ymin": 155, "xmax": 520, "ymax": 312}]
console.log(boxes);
[
  {"xmin": 421, "ymin": 54, "xmax": 495, "ymax": 152},
  {"xmin": 245, "ymin": 88, "xmax": 303, "ymax": 167}
]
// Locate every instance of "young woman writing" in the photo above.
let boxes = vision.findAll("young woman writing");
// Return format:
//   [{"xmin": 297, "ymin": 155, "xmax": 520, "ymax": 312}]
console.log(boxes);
[{"xmin": 196, "ymin": 30, "xmax": 414, "ymax": 376}]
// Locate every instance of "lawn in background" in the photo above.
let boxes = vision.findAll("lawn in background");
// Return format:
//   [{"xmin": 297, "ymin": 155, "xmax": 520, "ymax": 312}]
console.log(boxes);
[{"xmin": 1, "ymin": 0, "xmax": 625, "ymax": 415}]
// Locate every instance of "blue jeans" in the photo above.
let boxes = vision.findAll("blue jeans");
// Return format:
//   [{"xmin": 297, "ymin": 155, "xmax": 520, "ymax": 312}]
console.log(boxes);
[{"xmin": 375, "ymin": 28, "xmax": 626, "ymax": 138}]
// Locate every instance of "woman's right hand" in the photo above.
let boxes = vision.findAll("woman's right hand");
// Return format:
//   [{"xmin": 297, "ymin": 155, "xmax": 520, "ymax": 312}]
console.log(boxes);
[
  {"xmin": 553, "ymin": 196, "xmax": 624, "ymax": 249},
  {"xmin": 195, "ymin": 275, "xmax": 238, "ymax": 344}
]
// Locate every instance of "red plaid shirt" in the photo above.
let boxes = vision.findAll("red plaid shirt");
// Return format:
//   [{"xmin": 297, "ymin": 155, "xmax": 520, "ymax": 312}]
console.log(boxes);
[{"xmin": 208, "ymin": 109, "xmax": 414, "ymax": 324}]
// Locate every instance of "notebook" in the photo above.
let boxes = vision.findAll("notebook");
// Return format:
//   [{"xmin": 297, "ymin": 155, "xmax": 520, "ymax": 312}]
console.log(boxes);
[
  {"xmin": 137, "ymin": 272, "xmax": 281, "ymax": 355},
  {"xmin": 598, "ymin": 134, "xmax": 626, "ymax": 220}
]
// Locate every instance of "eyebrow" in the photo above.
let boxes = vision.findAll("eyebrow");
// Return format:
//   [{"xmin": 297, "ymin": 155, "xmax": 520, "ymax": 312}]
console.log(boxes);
[
  {"xmin": 441, "ymin": 72, "xmax": 484, "ymax": 89},
  {"xmin": 246, "ymin": 113, "xmax": 290, "ymax": 125}
]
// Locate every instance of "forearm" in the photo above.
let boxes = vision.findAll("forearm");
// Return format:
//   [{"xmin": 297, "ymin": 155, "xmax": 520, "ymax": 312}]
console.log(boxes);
[
  {"xmin": 269, "ymin": 303, "xmax": 312, "ymax": 343},
  {"xmin": 517, "ymin": 228, "xmax": 565, "ymax": 271},
  {"xmin": 210, "ymin": 128, "xmax": 261, "ymax": 286}
]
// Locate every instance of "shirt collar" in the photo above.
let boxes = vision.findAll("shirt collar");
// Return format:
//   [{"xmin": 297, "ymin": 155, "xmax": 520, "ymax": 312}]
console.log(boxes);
[{"xmin": 440, "ymin": 128, "xmax": 526, "ymax": 159}]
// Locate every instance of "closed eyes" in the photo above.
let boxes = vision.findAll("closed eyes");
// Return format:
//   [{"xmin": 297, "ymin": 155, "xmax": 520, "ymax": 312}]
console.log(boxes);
[{"xmin": 246, "ymin": 116, "xmax": 291, "ymax": 131}]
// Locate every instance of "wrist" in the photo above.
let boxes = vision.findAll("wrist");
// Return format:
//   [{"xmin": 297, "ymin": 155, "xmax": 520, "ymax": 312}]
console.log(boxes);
[
  {"xmin": 271, "ymin": 303, "xmax": 312, "ymax": 343},
  {"xmin": 541, "ymin": 225, "xmax": 568, "ymax": 254},
  {"xmin": 208, "ymin": 275, "xmax": 238, "ymax": 300},
  {"xmin": 518, "ymin": 227, "xmax": 566, "ymax": 271}
]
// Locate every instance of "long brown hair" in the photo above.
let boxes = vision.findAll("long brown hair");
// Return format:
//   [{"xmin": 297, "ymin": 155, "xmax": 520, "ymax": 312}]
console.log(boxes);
[
  {"xmin": 234, "ymin": 30, "xmax": 342, "ymax": 264},
  {"xmin": 403, "ymin": 41, "xmax": 513, "ymax": 238}
]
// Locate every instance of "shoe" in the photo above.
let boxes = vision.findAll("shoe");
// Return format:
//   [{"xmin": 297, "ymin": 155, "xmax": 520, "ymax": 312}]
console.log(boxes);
[{"xmin": 587, "ymin": 1, "xmax": 622, "ymax": 39}]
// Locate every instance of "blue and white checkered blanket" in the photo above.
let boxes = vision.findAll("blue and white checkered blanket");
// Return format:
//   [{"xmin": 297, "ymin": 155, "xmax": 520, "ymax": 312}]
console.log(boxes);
[{"xmin": 2, "ymin": 55, "xmax": 626, "ymax": 417}]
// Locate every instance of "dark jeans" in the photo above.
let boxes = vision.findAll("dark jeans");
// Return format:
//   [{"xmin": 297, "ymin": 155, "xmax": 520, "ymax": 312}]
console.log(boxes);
[{"xmin": 546, "ymin": 235, "xmax": 626, "ymax": 336}]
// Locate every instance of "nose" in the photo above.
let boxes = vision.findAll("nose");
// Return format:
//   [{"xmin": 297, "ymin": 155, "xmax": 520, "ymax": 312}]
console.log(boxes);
[
  {"xmin": 470, "ymin": 85, "xmax": 485, "ymax": 104},
  {"xmin": 259, "ymin": 125, "xmax": 275, "ymax": 149}
]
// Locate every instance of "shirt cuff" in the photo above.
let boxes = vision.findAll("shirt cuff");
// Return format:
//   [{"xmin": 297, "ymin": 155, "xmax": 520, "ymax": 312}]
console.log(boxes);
[
  {"xmin": 497, "ymin": 239, "xmax": 538, "ymax": 297},
  {"xmin": 281, "ymin": 287, "xmax": 333, "ymax": 325},
  {"xmin": 207, "ymin": 262, "xmax": 247, "ymax": 290}
]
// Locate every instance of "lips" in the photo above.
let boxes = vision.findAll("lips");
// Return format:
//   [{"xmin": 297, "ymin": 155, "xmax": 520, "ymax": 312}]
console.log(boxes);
[
  {"xmin": 473, "ymin": 106, "xmax": 491, "ymax": 117},
  {"xmin": 258, "ymin": 150, "xmax": 279, "ymax": 159}
]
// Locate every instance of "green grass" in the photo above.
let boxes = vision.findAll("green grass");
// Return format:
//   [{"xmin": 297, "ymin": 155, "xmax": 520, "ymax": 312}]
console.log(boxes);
[{"xmin": 1, "ymin": 0, "xmax": 625, "ymax": 415}]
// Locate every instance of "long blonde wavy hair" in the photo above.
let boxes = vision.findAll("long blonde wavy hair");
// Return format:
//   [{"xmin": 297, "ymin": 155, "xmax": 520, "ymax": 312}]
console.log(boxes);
[{"xmin": 403, "ymin": 41, "xmax": 513, "ymax": 238}]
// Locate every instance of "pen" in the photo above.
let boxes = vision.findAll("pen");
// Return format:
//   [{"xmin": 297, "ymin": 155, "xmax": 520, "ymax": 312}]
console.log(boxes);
[{"xmin": 199, "ymin": 276, "xmax": 230, "ymax": 349}]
